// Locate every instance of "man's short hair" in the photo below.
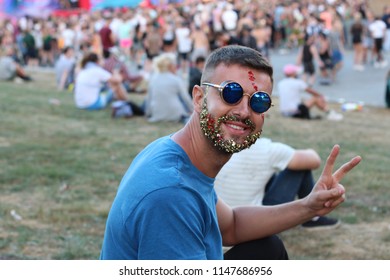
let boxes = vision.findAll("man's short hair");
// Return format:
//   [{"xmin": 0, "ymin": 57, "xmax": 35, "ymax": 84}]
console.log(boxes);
[
  {"xmin": 195, "ymin": 56, "xmax": 206, "ymax": 65},
  {"xmin": 62, "ymin": 46, "xmax": 73, "ymax": 54},
  {"xmin": 201, "ymin": 45, "xmax": 273, "ymax": 84}
]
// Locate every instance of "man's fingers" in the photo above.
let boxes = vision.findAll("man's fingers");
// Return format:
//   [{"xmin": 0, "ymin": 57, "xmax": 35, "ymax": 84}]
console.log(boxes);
[
  {"xmin": 332, "ymin": 156, "xmax": 362, "ymax": 182},
  {"xmin": 321, "ymin": 145, "xmax": 340, "ymax": 177},
  {"xmin": 325, "ymin": 186, "xmax": 346, "ymax": 207},
  {"xmin": 324, "ymin": 194, "xmax": 345, "ymax": 208},
  {"xmin": 317, "ymin": 184, "xmax": 344, "ymax": 203}
]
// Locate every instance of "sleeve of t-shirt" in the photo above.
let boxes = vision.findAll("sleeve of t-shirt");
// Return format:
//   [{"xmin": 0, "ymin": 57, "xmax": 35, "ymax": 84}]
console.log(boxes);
[
  {"xmin": 130, "ymin": 187, "xmax": 211, "ymax": 260},
  {"xmin": 267, "ymin": 141, "xmax": 295, "ymax": 172},
  {"xmin": 98, "ymin": 67, "xmax": 112, "ymax": 83},
  {"xmin": 9, "ymin": 60, "xmax": 17, "ymax": 73},
  {"xmin": 299, "ymin": 79, "xmax": 309, "ymax": 91}
]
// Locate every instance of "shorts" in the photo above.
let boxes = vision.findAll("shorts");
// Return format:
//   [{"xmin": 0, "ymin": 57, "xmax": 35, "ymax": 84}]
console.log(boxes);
[
  {"xmin": 146, "ymin": 50, "xmax": 159, "ymax": 60},
  {"xmin": 332, "ymin": 50, "xmax": 343, "ymax": 65},
  {"xmin": 120, "ymin": 38, "xmax": 132, "ymax": 49},
  {"xmin": 303, "ymin": 61, "xmax": 315, "ymax": 75},
  {"xmin": 26, "ymin": 48, "xmax": 38, "ymax": 59},
  {"xmin": 374, "ymin": 38, "xmax": 383, "ymax": 52},
  {"xmin": 86, "ymin": 87, "xmax": 113, "ymax": 110},
  {"xmin": 283, "ymin": 103, "xmax": 311, "ymax": 119},
  {"xmin": 163, "ymin": 38, "xmax": 175, "ymax": 46},
  {"xmin": 320, "ymin": 57, "xmax": 333, "ymax": 70},
  {"xmin": 178, "ymin": 52, "xmax": 190, "ymax": 61},
  {"xmin": 363, "ymin": 37, "xmax": 373, "ymax": 48}
]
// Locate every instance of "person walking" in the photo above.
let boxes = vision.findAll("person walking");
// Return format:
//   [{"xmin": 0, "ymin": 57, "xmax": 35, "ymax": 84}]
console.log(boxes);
[
  {"xmin": 369, "ymin": 16, "xmax": 387, "ymax": 68},
  {"xmin": 296, "ymin": 33, "xmax": 323, "ymax": 87},
  {"xmin": 350, "ymin": 12, "xmax": 365, "ymax": 71}
]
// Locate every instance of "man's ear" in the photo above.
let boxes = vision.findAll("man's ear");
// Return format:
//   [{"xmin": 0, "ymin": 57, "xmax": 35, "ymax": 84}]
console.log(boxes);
[{"xmin": 192, "ymin": 85, "xmax": 205, "ymax": 113}]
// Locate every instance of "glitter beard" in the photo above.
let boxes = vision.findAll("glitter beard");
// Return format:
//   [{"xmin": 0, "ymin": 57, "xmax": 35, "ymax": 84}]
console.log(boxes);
[{"xmin": 199, "ymin": 99, "xmax": 262, "ymax": 154}]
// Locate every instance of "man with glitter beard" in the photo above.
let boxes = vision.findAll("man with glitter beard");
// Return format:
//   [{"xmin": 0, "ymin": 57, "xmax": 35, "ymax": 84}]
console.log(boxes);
[{"xmin": 100, "ymin": 45, "xmax": 361, "ymax": 260}]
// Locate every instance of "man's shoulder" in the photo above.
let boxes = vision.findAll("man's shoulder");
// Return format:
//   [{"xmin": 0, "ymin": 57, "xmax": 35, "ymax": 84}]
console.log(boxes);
[
  {"xmin": 133, "ymin": 136, "xmax": 181, "ymax": 165},
  {"xmin": 0, "ymin": 56, "xmax": 14, "ymax": 64},
  {"xmin": 189, "ymin": 67, "xmax": 201, "ymax": 75}
]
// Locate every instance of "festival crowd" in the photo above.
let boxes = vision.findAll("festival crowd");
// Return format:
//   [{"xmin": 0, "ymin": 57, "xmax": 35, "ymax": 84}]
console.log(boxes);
[{"xmin": 1, "ymin": 0, "xmax": 389, "ymax": 118}]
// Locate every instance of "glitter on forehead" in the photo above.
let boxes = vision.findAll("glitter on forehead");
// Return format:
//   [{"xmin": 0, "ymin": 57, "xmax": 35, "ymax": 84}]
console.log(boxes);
[{"xmin": 248, "ymin": 70, "xmax": 258, "ymax": 91}]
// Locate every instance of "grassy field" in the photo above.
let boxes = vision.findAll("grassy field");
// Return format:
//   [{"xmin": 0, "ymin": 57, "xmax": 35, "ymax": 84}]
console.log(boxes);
[{"xmin": 1, "ymin": 70, "xmax": 390, "ymax": 260}]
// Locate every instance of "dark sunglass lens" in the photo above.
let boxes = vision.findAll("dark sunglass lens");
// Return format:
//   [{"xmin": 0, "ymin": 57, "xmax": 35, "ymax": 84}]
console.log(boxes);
[
  {"xmin": 251, "ymin": 92, "xmax": 271, "ymax": 113},
  {"xmin": 222, "ymin": 82, "xmax": 243, "ymax": 104}
]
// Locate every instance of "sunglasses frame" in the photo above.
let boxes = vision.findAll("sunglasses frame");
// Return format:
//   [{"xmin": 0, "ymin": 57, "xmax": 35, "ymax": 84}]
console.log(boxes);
[{"xmin": 202, "ymin": 80, "xmax": 272, "ymax": 114}]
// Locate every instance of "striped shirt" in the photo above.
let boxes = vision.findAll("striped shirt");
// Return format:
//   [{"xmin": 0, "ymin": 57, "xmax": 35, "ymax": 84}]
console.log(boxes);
[
  {"xmin": 214, "ymin": 138, "xmax": 294, "ymax": 207},
  {"xmin": 103, "ymin": 56, "xmax": 141, "ymax": 83}
]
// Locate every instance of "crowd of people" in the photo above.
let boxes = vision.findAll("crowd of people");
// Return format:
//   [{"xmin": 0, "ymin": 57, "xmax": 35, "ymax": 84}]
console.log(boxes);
[{"xmin": 1, "ymin": 0, "xmax": 390, "ymax": 119}]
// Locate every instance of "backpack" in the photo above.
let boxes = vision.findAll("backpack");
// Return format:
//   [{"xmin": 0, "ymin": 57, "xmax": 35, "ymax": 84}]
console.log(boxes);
[
  {"xmin": 111, "ymin": 101, "xmax": 145, "ymax": 118},
  {"xmin": 111, "ymin": 101, "xmax": 134, "ymax": 118}
]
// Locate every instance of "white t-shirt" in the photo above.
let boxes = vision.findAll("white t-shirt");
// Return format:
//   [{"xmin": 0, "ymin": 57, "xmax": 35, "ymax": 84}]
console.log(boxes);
[
  {"xmin": 0, "ymin": 56, "xmax": 16, "ymax": 80},
  {"xmin": 74, "ymin": 64, "xmax": 112, "ymax": 108},
  {"xmin": 277, "ymin": 77, "xmax": 308, "ymax": 115},
  {"xmin": 62, "ymin": 28, "xmax": 76, "ymax": 47},
  {"xmin": 214, "ymin": 138, "xmax": 295, "ymax": 207},
  {"xmin": 369, "ymin": 20, "xmax": 386, "ymax": 39},
  {"xmin": 221, "ymin": 9, "xmax": 238, "ymax": 31},
  {"xmin": 175, "ymin": 27, "xmax": 193, "ymax": 54},
  {"xmin": 55, "ymin": 54, "xmax": 75, "ymax": 86}
]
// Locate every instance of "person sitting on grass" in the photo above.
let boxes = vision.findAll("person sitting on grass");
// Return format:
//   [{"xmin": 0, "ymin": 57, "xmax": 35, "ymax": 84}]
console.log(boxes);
[
  {"xmin": 55, "ymin": 46, "xmax": 76, "ymax": 91},
  {"xmin": 73, "ymin": 52, "xmax": 128, "ymax": 111},
  {"xmin": 214, "ymin": 137, "xmax": 340, "ymax": 231},
  {"xmin": 0, "ymin": 45, "xmax": 32, "ymax": 82},
  {"xmin": 144, "ymin": 52, "xmax": 193, "ymax": 123},
  {"xmin": 278, "ymin": 64, "xmax": 343, "ymax": 121},
  {"xmin": 102, "ymin": 47, "xmax": 144, "ymax": 93}
]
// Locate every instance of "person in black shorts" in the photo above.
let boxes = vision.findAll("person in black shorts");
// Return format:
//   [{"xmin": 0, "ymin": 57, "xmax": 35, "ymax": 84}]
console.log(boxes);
[
  {"xmin": 318, "ymin": 32, "xmax": 333, "ymax": 85},
  {"xmin": 296, "ymin": 33, "xmax": 323, "ymax": 87}
]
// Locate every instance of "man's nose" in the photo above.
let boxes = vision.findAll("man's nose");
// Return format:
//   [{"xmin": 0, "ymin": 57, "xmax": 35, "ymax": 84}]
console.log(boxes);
[{"xmin": 235, "ymin": 94, "xmax": 251, "ymax": 117}]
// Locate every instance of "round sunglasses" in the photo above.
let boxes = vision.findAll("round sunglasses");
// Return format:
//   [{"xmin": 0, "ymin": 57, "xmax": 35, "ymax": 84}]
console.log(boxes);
[{"xmin": 202, "ymin": 81, "xmax": 272, "ymax": 114}]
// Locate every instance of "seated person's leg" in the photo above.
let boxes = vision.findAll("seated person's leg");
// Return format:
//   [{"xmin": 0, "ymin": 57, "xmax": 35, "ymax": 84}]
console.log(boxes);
[
  {"xmin": 86, "ymin": 95, "xmax": 107, "ymax": 110},
  {"xmin": 128, "ymin": 101, "xmax": 144, "ymax": 116},
  {"xmin": 109, "ymin": 81, "xmax": 128, "ymax": 101},
  {"xmin": 305, "ymin": 96, "xmax": 328, "ymax": 112},
  {"xmin": 292, "ymin": 103, "xmax": 311, "ymax": 119},
  {"xmin": 15, "ymin": 64, "xmax": 32, "ymax": 81},
  {"xmin": 224, "ymin": 235, "xmax": 289, "ymax": 260},
  {"xmin": 262, "ymin": 169, "xmax": 314, "ymax": 205},
  {"xmin": 86, "ymin": 87, "xmax": 113, "ymax": 110}
]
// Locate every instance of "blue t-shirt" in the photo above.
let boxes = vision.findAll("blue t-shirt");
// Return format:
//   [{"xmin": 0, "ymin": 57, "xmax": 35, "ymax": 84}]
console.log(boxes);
[{"xmin": 100, "ymin": 136, "xmax": 223, "ymax": 259}]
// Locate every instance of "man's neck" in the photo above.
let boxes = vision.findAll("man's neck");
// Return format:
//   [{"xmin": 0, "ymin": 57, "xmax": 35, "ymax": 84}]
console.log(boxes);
[{"xmin": 171, "ymin": 118, "xmax": 231, "ymax": 178}]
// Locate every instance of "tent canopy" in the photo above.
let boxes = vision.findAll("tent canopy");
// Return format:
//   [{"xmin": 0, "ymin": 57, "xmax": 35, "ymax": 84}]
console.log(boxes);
[{"xmin": 93, "ymin": 0, "xmax": 143, "ymax": 10}]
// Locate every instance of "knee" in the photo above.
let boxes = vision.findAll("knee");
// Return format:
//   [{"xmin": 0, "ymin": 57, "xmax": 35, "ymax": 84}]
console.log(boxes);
[
  {"xmin": 224, "ymin": 235, "xmax": 289, "ymax": 260},
  {"xmin": 262, "ymin": 235, "xmax": 289, "ymax": 260}
]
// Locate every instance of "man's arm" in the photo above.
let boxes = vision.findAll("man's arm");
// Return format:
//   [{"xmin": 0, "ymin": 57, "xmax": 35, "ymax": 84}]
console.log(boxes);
[
  {"xmin": 287, "ymin": 149, "xmax": 321, "ymax": 170},
  {"xmin": 217, "ymin": 145, "xmax": 361, "ymax": 246},
  {"xmin": 58, "ymin": 69, "xmax": 69, "ymax": 90},
  {"xmin": 305, "ymin": 86, "xmax": 323, "ymax": 97},
  {"xmin": 310, "ymin": 44, "xmax": 324, "ymax": 68}
]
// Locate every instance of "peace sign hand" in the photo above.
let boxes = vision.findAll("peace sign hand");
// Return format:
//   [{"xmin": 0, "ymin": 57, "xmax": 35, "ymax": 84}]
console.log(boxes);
[{"xmin": 305, "ymin": 145, "xmax": 362, "ymax": 217}]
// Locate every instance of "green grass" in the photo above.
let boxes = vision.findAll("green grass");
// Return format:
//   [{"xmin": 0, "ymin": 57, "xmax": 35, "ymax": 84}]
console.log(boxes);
[{"xmin": 1, "ymin": 71, "xmax": 390, "ymax": 259}]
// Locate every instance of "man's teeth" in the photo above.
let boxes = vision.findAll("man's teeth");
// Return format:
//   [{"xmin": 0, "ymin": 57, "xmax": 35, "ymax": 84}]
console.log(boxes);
[{"xmin": 227, "ymin": 124, "xmax": 244, "ymax": 130}]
